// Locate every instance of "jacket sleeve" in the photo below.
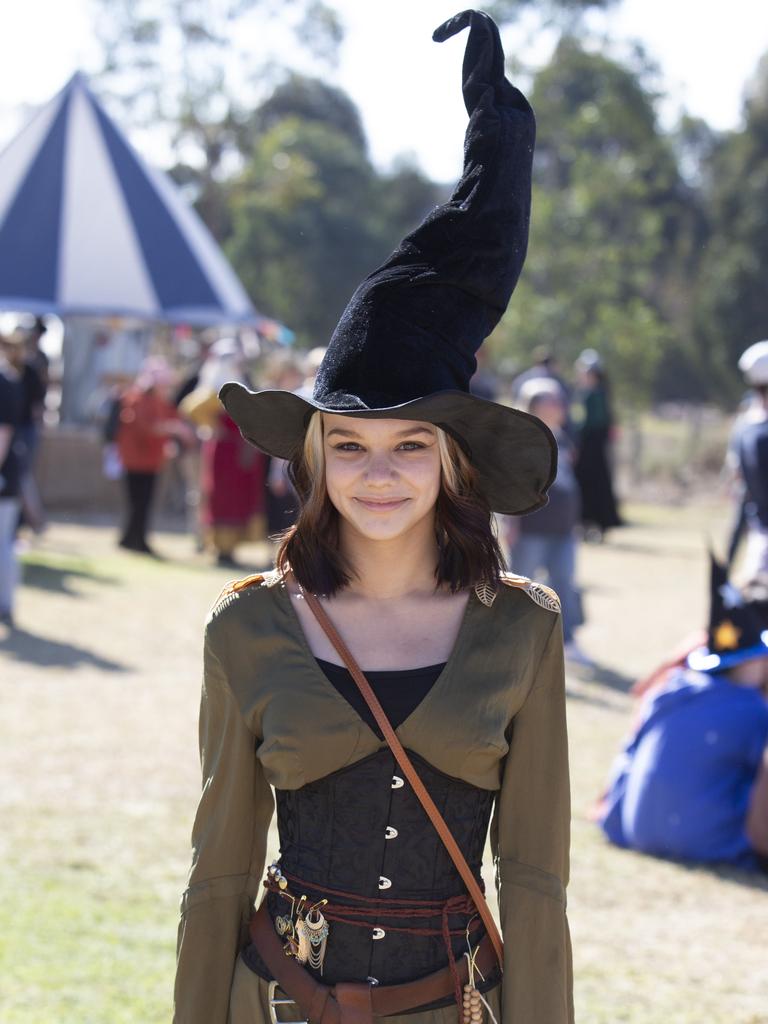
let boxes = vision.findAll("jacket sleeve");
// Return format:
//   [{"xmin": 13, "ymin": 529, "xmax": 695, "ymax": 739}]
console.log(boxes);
[
  {"xmin": 173, "ymin": 625, "xmax": 275, "ymax": 1024},
  {"xmin": 490, "ymin": 614, "xmax": 574, "ymax": 1024}
]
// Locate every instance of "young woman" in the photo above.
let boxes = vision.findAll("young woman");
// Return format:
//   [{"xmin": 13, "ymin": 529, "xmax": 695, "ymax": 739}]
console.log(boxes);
[{"xmin": 174, "ymin": 12, "xmax": 573, "ymax": 1024}]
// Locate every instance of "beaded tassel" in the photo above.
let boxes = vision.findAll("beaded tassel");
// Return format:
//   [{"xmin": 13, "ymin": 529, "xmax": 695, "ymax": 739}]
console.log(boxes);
[
  {"xmin": 462, "ymin": 942, "xmax": 499, "ymax": 1024},
  {"xmin": 462, "ymin": 982, "xmax": 483, "ymax": 1024}
]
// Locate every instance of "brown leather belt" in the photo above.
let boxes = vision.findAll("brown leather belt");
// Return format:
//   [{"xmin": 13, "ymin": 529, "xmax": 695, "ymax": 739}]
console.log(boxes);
[{"xmin": 249, "ymin": 902, "xmax": 496, "ymax": 1024}]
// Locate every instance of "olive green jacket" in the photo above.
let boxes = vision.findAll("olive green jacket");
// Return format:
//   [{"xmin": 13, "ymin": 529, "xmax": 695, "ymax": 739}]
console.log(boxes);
[{"xmin": 174, "ymin": 572, "xmax": 574, "ymax": 1024}]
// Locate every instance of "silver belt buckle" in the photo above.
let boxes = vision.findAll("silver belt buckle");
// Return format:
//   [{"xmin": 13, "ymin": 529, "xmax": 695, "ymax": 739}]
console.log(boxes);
[{"xmin": 267, "ymin": 979, "xmax": 308, "ymax": 1024}]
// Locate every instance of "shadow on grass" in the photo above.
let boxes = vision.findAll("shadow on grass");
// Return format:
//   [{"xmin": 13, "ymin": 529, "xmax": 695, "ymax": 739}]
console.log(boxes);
[
  {"xmin": 0, "ymin": 626, "xmax": 128, "ymax": 672},
  {"xmin": 568, "ymin": 659, "xmax": 634, "ymax": 694},
  {"xmin": 707, "ymin": 862, "xmax": 768, "ymax": 892},
  {"xmin": 21, "ymin": 559, "xmax": 120, "ymax": 596},
  {"xmin": 19, "ymin": 546, "xmax": 122, "ymax": 597},
  {"xmin": 615, "ymin": 844, "xmax": 768, "ymax": 894}
]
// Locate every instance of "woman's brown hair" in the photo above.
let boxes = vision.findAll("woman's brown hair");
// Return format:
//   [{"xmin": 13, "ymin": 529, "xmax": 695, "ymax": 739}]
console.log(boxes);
[{"xmin": 275, "ymin": 413, "xmax": 505, "ymax": 596}]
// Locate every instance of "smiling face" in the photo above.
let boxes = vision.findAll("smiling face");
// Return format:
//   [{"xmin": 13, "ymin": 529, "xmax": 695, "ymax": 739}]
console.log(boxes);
[{"xmin": 322, "ymin": 413, "xmax": 442, "ymax": 544}]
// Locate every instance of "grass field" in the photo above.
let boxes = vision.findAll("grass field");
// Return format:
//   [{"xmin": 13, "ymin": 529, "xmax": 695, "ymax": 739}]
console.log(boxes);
[{"xmin": 1, "ymin": 503, "xmax": 766, "ymax": 1024}]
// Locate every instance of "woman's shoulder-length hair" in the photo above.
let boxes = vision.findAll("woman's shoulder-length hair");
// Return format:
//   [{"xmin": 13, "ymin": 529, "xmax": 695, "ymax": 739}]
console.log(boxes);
[{"xmin": 275, "ymin": 412, "xmax": 505, "ymax": 596}]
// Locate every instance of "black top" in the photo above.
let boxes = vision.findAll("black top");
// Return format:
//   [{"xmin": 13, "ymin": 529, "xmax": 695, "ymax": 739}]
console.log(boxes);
[
  {"xmin": 19, "ymin": 362, "xmax": 46, "ymax": 426},
  {"xmin": 0, "ymin": 368, "xmax": 23, "ymax": 498},
  {"xmin": 315, "ymin": 659, "xmax": 445, "ymax": 739},
  {"xmin": 243, "ymin": 748, "xmax": 497, "ymax": 998},
  {"xmin": 519, "ymin": 429, "xmax": 580, "ymax": 535},
  {"xmin": 739, "ymin": 418, "xmax": 768, "ymax": 529}
]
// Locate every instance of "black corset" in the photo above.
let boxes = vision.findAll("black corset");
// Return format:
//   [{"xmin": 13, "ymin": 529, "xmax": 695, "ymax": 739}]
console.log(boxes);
[{"xmin": 242, "ymin": 748, "xmax": 496, "ymax": 990}]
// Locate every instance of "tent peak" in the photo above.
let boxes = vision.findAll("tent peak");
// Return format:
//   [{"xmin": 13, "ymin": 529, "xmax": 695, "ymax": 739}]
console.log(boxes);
[{"xmin": 65, "ymin": 71, "xmax": 91, "ymax": 91}]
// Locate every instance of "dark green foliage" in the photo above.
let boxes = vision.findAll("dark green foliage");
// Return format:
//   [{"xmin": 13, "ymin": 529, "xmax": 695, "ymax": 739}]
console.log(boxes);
[
  {"xmin": 692, "ymin": 56, "xmax": 768, "ymax": 402},
  {"xmin": 225, "ymin": 103, "xmax": 441, "ymax": 346},
  {"xmin": 255, "ymin": 74, "xmax": 368, "ymax": 153},
  {"xmin": 492, "ymin": 39, "xmax": 699, "ymax": 405}
]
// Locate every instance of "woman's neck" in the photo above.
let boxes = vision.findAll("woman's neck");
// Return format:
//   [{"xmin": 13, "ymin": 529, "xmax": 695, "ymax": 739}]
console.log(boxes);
[{"xmin": 338, "ymin": 522, "xmax": 440, "ymax": 600}]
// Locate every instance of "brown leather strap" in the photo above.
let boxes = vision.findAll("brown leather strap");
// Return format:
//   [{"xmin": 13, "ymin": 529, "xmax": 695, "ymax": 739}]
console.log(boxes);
[
  {"xmin": 333, "ymin": 984, "xmax": 372, "ymax": 1024},
  {"xmin": 310, "ymin": 985, "xmax": 331, "ymax": 1024},
  {"xmin": 249, "ymin": 902, "xmax": 496, "ymax": 1021},
  {"xmin": 301, "ymin": 588, "xmax": 504, "ymax": 971}
]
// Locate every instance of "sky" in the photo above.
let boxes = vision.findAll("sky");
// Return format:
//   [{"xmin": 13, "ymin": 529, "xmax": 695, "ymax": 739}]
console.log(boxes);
[{"xmin": 0, "ymin": 0, "xmax": 766, "ymax": 181}]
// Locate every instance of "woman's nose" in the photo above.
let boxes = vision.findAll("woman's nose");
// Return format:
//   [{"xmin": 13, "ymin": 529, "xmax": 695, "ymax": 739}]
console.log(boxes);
[{"xmin": 363, "ymin": 451, "xmax": 396, "ymax": 483}]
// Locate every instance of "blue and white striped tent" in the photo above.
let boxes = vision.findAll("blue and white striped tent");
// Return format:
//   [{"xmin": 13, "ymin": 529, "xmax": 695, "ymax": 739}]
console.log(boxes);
[{"xmin": 0, "ymin": 72, "xmax": 257, "ymax": 325}]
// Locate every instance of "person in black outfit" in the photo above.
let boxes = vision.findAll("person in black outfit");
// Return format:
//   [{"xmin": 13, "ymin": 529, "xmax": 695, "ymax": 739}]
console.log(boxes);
[
  {"xmin": 0, "ymin": 334, "xmax": 25, "ymax": 626},
  {"xmin": 573, "ymin": 349, "xmax": 622, "ymax": 538},
  {"xmin": 2, "ymin": 324, "xmax": 48, "ymax": 532},
  {"xmin": 735, "ymin": 341, "xmax": 768, "ymax": 578}
]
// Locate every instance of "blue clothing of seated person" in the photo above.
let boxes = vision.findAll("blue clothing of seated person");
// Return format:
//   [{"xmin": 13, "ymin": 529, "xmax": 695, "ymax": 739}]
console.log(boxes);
[
  {"xmin": 599, "ymin": 666, "xmax": 768, "ymax": 868},
  {"xmin": 598, "ymin": 556, "xmax": 768, "ymax": 870}
]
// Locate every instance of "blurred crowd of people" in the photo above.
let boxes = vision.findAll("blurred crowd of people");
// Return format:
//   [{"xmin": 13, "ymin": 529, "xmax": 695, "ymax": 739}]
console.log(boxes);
[{"xmin": 101, "ymin": 340, "xmax": 325, "ymax": 566}]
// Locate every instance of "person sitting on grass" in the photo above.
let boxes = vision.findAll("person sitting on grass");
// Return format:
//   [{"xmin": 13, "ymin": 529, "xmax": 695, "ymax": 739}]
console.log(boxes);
[{"xmin": 594, "ymin": 557, "xmax": 768, "ymax": 873}]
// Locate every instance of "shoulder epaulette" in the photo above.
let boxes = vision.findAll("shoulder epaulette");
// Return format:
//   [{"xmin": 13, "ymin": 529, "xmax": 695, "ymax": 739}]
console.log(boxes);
[
  {"xmin": 474, "ymin": 573, "xmax": 561, "ymax": 614},
  {"xmin": 212, "ymin": 568, "xmax": 284, "ymax": 611}
]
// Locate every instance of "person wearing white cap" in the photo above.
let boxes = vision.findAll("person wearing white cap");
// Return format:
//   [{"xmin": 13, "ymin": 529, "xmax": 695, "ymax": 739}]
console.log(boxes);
[
  {"xmin": 738, "ymin": 340, "xmax": 768, "ymax": 385},
  {"xmin": 733, "ymin": 340, "xmax": 768, "ymax": 578},
  {"xmin": 508, "ymin": 377, "xmax": 590, "ymax": 664}
]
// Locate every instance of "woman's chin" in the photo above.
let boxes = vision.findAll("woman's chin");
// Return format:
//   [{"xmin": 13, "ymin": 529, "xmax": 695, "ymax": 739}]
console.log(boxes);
[
  {"xmin": 348, "ymin": 521, "xmax": 413, "ymax": 543},
  {"xmin": 342, "ymin": 508, "xmax": 420, "ymax": 543}
]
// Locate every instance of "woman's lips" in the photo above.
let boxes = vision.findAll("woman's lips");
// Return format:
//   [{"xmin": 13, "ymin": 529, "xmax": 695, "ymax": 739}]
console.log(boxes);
[{"xmin": 354, "ymin": 497, "xmax": 409, "ymax": 512}]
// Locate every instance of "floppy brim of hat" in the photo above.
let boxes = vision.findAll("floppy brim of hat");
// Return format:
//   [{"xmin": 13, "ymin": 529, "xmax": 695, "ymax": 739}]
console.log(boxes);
[
  {"xmin": 686, "ymin": 634, "xmax": 768, "ymax": 674},
  {"xmin": 219, "ymin": 382, "xmax": 557, "ymax": 516}
]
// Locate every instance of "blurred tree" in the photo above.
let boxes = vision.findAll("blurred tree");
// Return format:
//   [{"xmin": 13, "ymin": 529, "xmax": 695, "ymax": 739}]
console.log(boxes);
[
  {"xmin": 225, "ymin": 89, "xmax": 442, "ymax": 346},
  {"xmin": 90, "ymin": 0, "xmax": 344, "ymax": 239},
  {"xmin": 226, "ymin": 118, "xmax": 378, "ymax": 345},
  {"xmin": 245, "ymin": 73, "xmax": 368, "ymax": 154},
  {"xmin": 692, "ymin": 53, "xmax": 768, "ymax": 402},
  {"xmin": 490, "ymin": 39, "xmax": 698, "ymax": 405}
]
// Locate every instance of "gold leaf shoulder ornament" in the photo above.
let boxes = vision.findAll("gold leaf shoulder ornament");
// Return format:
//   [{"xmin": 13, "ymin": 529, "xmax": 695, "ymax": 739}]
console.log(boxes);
[
  {"xmin": 473, "ymin": 573, "xmax": 561, "ymax": 614},
  {"xmin": 212, "ymin": 568, "xmax": 284, "ymax": 613}
]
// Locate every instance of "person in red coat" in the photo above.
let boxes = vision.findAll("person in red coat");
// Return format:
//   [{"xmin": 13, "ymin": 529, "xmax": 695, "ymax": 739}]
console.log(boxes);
[
  {"xmin": 180, "ymin": 340, "xmax": 267, "ymax": 567},
  {"xmin": 117, "ymin": 358, "xmax": 187, "ymax": 555}
]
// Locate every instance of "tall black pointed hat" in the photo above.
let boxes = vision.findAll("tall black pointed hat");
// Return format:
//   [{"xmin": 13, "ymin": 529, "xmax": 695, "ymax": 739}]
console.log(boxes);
[
  {"xmin": 221, "ymin": 9, "xmax": 556, "ymax": 515},
  {"xmin": 687, "ymin": 555, "xmax": 768, "ymax": 673}
]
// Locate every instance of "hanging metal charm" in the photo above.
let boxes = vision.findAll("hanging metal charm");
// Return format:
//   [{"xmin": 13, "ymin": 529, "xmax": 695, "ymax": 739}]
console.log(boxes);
[{"xmin": 304, "ymin": 907, "xmax": 330, "ymax": 974}]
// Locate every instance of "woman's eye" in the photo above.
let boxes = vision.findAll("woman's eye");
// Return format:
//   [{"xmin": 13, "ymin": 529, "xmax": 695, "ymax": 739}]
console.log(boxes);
[{"xmin": 331, "ymin": 441, "xmax": 428, "ymax": 452}]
